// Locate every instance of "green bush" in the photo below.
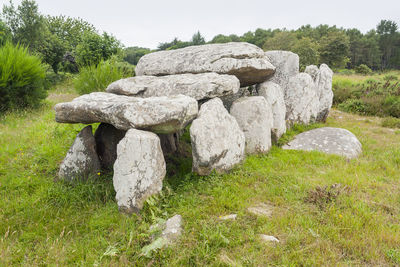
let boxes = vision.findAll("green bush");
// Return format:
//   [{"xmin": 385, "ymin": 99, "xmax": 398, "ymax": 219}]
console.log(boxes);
[
  {"xmin": 0, "ymin": 42, "xmax": 47, "ymax": 112},
  {"xmin": 354, "ymin": 64, "xmax": 372, "ymax": 75},
  {"xmin": 383, "ymin": 74, "xmax": 398, "ymax": 81},
  {"xmin": 381, "ymin": 117, "xmax": 400, "ymax": 128},
  {"xmin": 338, "ymin": 99, "xmax": 367, "ymax": 114},
  {"xmin": 74, "ymin": 60, "xmax": 132, "ymax": 95}
]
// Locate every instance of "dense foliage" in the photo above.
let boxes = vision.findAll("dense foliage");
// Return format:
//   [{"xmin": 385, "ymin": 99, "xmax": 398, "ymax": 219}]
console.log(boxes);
[
  {"xmin": 0, "ymin": 42, "xmax": 47, "ymax": 111},
  {"xmin": 1, "ymin": 0, "xmax": 123, "ymax": 73},
  {"xmin": 156, "ymin": 22, "xmax": 400, "ymax": 71},
  {"xmin": 333, "ymin": 73, "xmax": 400, "ymax": 117},
  {"xmin": 74, "ymin": 59, "xmax": 134, "ymax": 95}
]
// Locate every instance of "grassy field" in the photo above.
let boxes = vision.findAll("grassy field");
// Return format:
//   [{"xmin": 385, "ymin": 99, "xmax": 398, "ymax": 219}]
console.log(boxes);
[{"xmin": 1, "ymin": 78, "xmax": 400, "ymax": 266}]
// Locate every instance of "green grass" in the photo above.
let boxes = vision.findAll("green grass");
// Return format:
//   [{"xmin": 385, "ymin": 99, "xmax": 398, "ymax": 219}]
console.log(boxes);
[{"xmin": 0, "ymin": 81, "xmax": 400, "ymax": 266}]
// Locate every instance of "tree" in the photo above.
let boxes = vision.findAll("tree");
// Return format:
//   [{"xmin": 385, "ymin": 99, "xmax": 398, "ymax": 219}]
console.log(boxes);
[
  {"xmin": 0, "ymin": 19, "xmax": 11, "ymax": 45},
  {"xmin": 2, "ymin": 0, "xmax": 46, "ymax": 51},
  {"xmin": 123, "ymin": 46, "xmax": 151, "ymax": 65},
  {"xmin": 191, "ymin": 31, "xmax": 205, "ymax": 45},
  {"xmin": 210, "ymin": 34, "xmax": 232, "ymax": 44},
  {"xmin": 75, "ymin": 31, "xmax": 121, "ymax": 67},
  {"xmin": 377, "ymin": 20, "xmax": 399, "ymax": 69},
  {"xmin": 319, "ymin": 31, "xmax": 350, "ymax": 68},
  {"xmin": 262, "ymin": 31, "xmax": 297, "ymax": 51},
  {"xmin": 37, "ymin": 31, "xmax": 65, "ymax": 73},
  {"xmin": 292, "ymin": 37, "xmax": 320, "ymax": 69}
]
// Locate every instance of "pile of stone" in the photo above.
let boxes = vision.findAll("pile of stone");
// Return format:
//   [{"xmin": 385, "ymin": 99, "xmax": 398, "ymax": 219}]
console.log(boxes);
[{"xmin": 55, "ymin": 42, "xmax": 337, "ymax": 214}]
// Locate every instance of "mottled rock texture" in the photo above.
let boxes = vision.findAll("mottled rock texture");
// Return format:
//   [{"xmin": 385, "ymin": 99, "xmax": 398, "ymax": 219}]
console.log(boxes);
[
  {"xmin": 230, "ymin": 96, "xmax": 273, "ymax": 154},
  {"xmin": 136, "ymin": 42, "xmax": 275, "ymax": 86},
  {"xmin": 58, "ymin": 126, "xmax": 100, "ymax": 181},
  {"xmin": 283, "ymin": 127, "xmax": 362, "ymax": 158},
  {"xmin": 107, "ymin": 73, "xmax": 240, "ymax": 101},
  {"xmin": 113, "ymin": 129, "xmax": 166, "ymax": 214},
  {"xmin": 265, "ymin": 50, "xmax": 299, "ymax": 92},
  {"xmin": 55, "ymin": 92, "xmax": 198, "ymax": 133},
  {"xmin": 257, "ymin": 81, "xmax": 287, "ymax": 142},
  {"xmin": 190, "ymin": 98, "xmax": 245, "ymax": 175}
]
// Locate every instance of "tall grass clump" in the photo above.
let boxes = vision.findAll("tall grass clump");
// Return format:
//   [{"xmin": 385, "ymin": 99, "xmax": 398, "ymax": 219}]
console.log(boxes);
[
  {"xmin": 0, "ymin": 42, "xmax": 47, "ymax": 112},
  {"xmin": 74, "ymin": 59, "xmax": 134, "ymax": 95}
]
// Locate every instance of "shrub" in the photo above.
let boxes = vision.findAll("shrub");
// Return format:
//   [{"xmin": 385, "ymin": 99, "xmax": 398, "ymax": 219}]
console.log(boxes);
[
  {"xmin": 0, "ymin": 42, "xmax": 47, "ymax": 112},
  {"xmin": 338, "ymin": 99, "xmax": 367, "ymax": 114},
  {"xmin": 354, "ymin": 64, "xmax": 372, "ymax": 75},
  {"xmin": 74, "ymin": 60, "xmax": 132, "ymax": 95},
  {"xmin": 381, "ymin": 117, "xmax": 400, "ymax": 128},
  {"xmin": 383, "ymin": 74, "xmax": 398, "ymax": 81}
]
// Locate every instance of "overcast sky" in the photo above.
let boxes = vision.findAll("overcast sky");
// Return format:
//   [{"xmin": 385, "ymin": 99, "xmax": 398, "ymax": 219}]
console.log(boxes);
[{"xmin": 2, "ymin": 0, "xmax": 399, "ymax": 49}]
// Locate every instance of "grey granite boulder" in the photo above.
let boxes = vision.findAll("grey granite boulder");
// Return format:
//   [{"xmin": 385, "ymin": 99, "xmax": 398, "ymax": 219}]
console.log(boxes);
[
  {"xmin": 94, "ymin": 123, "xmax": 126, "ymax": 170},
  {"xmin": 230, "ymin": 96, "xmax": 273, "ymax": 154},
  {"xmin": 107, "ymin": 73, "xmax": 240, "ymax": 101},
  {"xmin": 285, "ymin": 73, "xmax": 319, "ymax": 125},
  {"xmin": 190, "ymin": 98, "xmax": 245, "ymax": 175},
  {"xmin": 136, "ymin": 42, "xmax": 275, "ymax": 87},
  {"xmin": 55, "ymin": 92, "xmax": 198, "ymax": 134},
  {"xmin": 113, "ymin": 129, "xmax": 166, "ymax": 214},
  {"xmin": 316, "ymin": 64, "xmax": 334, "ymax": 122},
  {"xmin": 265, "ymin": 51, "xmax": 299, "ymax": 92},
  {"xmin": 257, "ymin": 81, "xmax": 287, "ymax": 142},
  {"xmin": 283, "ymin": 127, "xmax": 362, "ymax": 158},
  {"xmin": 58, "ymin": 126, "xmax": 100, "ymax": 181},
  {"xmin": 305, "ymin": 64, "xmax": 334, "ymax": 122}
]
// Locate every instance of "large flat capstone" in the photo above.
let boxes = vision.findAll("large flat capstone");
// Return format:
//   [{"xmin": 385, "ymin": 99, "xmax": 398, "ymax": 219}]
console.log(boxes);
[
  {"xmin": 113, "ymin": 129, "xmax": 166, "ymax": 214},
  {"xmin": 283, "ymin": 127, "xmax": 362, "ymax": 159},
  {"xmin": 190, "ymin": 98, "xmax": 245, "ymax": 175},
  {"xmin": 135, "ymin": 42, "xmax": 275, "ymax": 87},
  {"xmin": 54, "ymin": 92, "xmax": 198, "ymax": 133},
  {"xmin": 106, "ymin": 73, "xmax": 240, "ymax": 101}
]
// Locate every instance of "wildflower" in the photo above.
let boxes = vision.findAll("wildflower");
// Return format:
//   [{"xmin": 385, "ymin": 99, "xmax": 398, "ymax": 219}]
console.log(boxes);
[{"xmin": 97, "ymin": 172, "xmax": 101, "ymax": 176}]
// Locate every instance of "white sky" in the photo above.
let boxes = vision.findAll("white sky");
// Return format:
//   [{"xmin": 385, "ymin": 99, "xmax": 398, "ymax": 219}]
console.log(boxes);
[{"xmin": 1, "ymin": 0, "xmax": 399, "ymax": 49}]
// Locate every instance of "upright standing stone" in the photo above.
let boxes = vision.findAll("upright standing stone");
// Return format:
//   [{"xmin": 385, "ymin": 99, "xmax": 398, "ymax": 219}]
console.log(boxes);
[
  {"xmin": 94, "ymin": 123, "xmax": 126, "ymax": 170},
  {"xmin": 285, "ymin": 73, "xmax": 319, "ymax": 125},
  {"xmin": 230, "ymin": 96, "xmax": 273, "ymax": 154},
  {"xmin": 136, "ymin": 42, "xmax": 276, "ymax": 86},
  {"xmin": 316, "ymin": 64, "xmax": 334, "ymax": 122},
  {"xmin": 257, "ymin": 81, "xmax": 287, "ymax": 142},
  {"xmin": 265, "ymin": 51, "xmax": 299, "ymax": 92},
  {"xmin": 305, "ymin": 64, "xmax": 334, "ymax": 122},
  {"xmin": 58, "ymin": 126, "xmax": 100, "ymax": 181},
  {"xmin": 113, "ymin": 129, "xmax": 166, "ymax": 214},
  {"xmin": 190, "ymin": 98, "xmax": 245, "ymax": 175}
]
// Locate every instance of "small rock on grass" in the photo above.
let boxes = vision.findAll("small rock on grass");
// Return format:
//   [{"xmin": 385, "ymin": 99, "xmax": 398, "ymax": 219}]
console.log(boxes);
[
  {"xmin": 219, "ymin": 214, "xmax": 237, "ymax": 221},
  {"xmin": 247, "ymin": 203, "xmax": 274, "ymax": 217},
  {"xmin": 259, "ymin": 234, "xmax": 280, "ymax": 243},
  {"xmin": 141, "ymin": 215, "xmax": 183, "ymax": 256}
]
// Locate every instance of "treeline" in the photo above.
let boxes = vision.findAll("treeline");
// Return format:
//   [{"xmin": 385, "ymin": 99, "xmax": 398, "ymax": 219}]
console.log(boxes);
[
  {"xmin": 0, "ymin": 0, "xmax": 123, "ymax": 73},
  {"xmin": 125, "ymin": 22, "xmax": 400, "ymax": 71}
]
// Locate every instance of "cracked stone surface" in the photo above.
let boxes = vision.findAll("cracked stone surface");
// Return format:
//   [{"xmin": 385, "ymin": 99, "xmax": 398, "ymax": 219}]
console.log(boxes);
[
  {"xmin": 55, "ymin": 92, "xmax": 198, "ymax": 134},
  {"xmin": 257, "ymin": 81, "xmax": 287, "ymax": 142},
  {"xmin": 113, "ymin": 129, "xmax": 166, "ymax": 214},
  {"xmin": 230, "ymin": 96, "xmax": 273, "ymax": 154},
  {"xmin": 58, "ymin": 125, "xmax": 100, "ymax": 182},
  {"xmin": 106, "ymin": 73, "xmax": 240, "ymax": 101},
  {"xmin": 265, "ymin": 50, "xmax": 299, "ymax": 93},
  {"xmin": 190, "ymin": 98, "xmax": 245, "ymax": 175},
  {"xmin": 283, "ymin": 127, "xmax": 362, "ymax": 159},
  {"xmin": 135, "ymin": 42, "xmax": 275, "ymax": 86},
  {"xmin": 285, "ymin": 73, "xmax": 319, "ymax": 125}
]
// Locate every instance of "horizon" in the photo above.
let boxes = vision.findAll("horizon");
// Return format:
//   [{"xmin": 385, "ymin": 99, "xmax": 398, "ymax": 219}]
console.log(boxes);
[{"xmin": 1, "ymin": 0, "xmax": 399, "ymax": 49}]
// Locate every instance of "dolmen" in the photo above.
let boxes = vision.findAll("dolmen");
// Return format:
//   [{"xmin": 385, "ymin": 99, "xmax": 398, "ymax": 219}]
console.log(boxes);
[{"xmin": 54, "ymin": 42, "xmax": 355, "ymax": 214}]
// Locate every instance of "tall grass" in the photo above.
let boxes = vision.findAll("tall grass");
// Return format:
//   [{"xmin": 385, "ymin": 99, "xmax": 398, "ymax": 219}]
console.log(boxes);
[
  {"xmin": 0, "ymin": 42, "xmax": 47, "ymax": 112},
  {"xmin": 74, "ymin": 60, "xmax": 134, "ymax": 95}
]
